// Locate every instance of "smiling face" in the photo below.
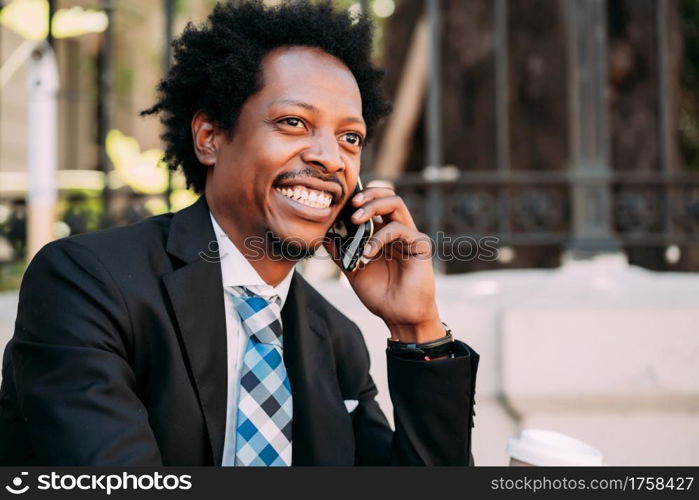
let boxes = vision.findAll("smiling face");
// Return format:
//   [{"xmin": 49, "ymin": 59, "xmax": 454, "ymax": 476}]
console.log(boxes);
[{"xmin": 203, "ymin": 46, "xmax": 365, "ymax": 262}]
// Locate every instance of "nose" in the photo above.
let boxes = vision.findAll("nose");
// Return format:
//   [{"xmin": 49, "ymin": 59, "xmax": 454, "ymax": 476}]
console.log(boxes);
[{"xmin": 301, "ymin": 131, "xmax": 345, "ymax": 174}]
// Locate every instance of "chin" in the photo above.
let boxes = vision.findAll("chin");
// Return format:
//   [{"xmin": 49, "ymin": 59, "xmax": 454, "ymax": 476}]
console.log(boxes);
[{"xmin": 264, "ymin": 226, "xmax": 325, "ymax": 261}]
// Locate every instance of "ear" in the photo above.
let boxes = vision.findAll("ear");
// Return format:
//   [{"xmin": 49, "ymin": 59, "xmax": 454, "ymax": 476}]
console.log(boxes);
[{"xmin": 191, "ymin": 110, "xmax": 218, "ymax": 166}]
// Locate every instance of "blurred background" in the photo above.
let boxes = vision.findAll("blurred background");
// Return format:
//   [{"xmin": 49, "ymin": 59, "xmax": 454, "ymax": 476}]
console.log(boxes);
[{"xmin": 1, "ymin": 0, "xmax": 698, "ymax": 465}]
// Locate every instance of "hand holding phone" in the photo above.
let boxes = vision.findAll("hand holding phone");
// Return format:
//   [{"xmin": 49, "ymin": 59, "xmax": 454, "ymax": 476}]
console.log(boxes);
[{"xmin": 323, "ymin": 180, "xmax": 443, "ymax": 343}]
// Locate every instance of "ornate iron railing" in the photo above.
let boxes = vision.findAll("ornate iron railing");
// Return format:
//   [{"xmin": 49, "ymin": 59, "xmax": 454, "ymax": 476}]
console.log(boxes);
[{"xmin": 388, "ymin": 171, "xmax": 699, "ymax": 250}]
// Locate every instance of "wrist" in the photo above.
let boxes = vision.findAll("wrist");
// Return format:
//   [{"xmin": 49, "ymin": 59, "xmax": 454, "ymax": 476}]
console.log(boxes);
[{"xmin": 386, "ymin": 315, "xmax": 444, "ymax": 344}]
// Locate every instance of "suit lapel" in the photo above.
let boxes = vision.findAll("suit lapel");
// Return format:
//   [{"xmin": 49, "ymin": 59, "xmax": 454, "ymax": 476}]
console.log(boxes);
[
  {"xmin": 162, "ymin": 197, "xmax": 228, "ymax": 465},
  {"xmin": 283, "ymin": 274, "xmax": 355, "ymax": 465}
]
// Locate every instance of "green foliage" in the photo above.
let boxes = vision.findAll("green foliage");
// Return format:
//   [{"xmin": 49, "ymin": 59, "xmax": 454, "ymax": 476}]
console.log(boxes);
[
  {"xmin": 57, "ymin": 192, "xmax": 105, "ymax": 234},
  {"xmin": 0, "ymin": 261, "xmax": 23, "ymax": 292}
]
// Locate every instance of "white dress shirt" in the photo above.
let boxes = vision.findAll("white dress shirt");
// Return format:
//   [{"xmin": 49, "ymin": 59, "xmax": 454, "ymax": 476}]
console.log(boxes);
[{"xmin": 209, "ymin": 213, "xmax": 294, "ymax": 466}]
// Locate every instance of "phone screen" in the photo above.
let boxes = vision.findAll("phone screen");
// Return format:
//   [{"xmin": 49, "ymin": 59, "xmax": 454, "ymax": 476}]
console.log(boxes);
[{"xmin": 327, "ymin": 179, "xmax": 374, "ymax": 272}]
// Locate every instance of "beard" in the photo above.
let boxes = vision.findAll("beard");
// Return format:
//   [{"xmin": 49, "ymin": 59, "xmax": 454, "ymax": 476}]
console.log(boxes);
[{"xmin": 265, "ymin": 228, "xmax": 318, "ymax": 261}]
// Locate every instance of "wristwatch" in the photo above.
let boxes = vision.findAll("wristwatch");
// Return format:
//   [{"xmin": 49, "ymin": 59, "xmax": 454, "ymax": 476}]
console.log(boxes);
[{"xmin": 386, "ymin": 322, "xmax": 454, "ymax": 361}]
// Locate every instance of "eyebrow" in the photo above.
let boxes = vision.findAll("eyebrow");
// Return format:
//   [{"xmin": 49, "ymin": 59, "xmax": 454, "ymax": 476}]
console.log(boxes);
[{"xmin": 273, "ymin": 99, "xmax": 366, "ymax": 127}]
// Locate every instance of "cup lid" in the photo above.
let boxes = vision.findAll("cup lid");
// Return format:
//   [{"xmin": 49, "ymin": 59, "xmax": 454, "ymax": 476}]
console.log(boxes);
[{"xmin": 507, "ymin": 429, "xmax": 604, "ymax": 466}]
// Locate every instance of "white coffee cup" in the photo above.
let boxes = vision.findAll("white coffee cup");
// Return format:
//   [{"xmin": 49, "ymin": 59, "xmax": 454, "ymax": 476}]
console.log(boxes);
[{"xmin": 507, "ymin": 429, "xmax": 603, "ymax": 466}]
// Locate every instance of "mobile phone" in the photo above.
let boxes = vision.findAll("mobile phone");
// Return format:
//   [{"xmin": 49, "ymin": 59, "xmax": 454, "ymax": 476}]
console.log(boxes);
[{"xmin": 327, "ymin": 179, "xmax": 374, "ymax": 272}]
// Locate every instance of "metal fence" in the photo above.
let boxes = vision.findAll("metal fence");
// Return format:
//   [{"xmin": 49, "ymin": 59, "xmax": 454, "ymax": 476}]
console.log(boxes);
[{"xmin": 390, "ymin": 0, "xmax": 699, "ymax": 270}]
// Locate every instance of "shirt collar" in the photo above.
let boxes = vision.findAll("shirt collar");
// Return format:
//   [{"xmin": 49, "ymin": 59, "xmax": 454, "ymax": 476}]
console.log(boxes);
[{"xmin": 209, "ymin": 212, "xmax": 294, "ymax": 307}]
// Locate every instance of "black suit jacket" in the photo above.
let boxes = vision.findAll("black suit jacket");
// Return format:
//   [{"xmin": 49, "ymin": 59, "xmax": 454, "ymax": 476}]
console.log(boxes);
[{"xmin": 0, "ymin": 197, "xmax": 478, "ymax": 465}]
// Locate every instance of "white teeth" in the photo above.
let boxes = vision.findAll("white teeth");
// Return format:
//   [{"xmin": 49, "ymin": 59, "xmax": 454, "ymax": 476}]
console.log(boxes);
[{"xmin": 276, "ymin": 185, "xmax": 332, "ymax": 209}]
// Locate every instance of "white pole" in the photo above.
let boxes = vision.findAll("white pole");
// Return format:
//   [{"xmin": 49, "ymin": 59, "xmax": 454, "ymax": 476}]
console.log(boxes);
[{"xmin": 26, "ymin": 42, "xmax": 59, "ymax": 261}]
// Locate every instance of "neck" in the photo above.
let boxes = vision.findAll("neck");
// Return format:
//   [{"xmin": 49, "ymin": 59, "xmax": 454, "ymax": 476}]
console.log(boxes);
[{"xmin": 246, "ymin": 253, "xmax": 296, "ymax": 288}]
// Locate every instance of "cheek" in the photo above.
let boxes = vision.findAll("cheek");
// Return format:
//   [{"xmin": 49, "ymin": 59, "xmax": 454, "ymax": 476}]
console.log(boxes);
[
  {"xmin": 210, "ymin": 153, "xmax": 255, "ymax": 208},
  {"xmin": 344, "ymin": 158, "xmax": 361, "ymax": 187}
]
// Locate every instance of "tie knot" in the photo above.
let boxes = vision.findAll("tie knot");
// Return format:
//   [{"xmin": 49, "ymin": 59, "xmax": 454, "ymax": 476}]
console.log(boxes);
[{"xmin": 227, "ymin": 286, "xmax": 283, "ymax": 345}]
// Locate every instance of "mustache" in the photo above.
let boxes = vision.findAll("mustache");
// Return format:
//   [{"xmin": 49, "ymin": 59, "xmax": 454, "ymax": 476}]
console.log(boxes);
[{"xmin": 274, "ymin": 168, "xmax": 345, "ymax": 199}]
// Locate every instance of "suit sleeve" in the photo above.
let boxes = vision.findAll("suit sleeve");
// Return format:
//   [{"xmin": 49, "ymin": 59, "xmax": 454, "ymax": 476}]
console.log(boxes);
[
  {"xmin": 346, "ymin": 322, "xmax": 479, "ymax": 466},
  {"xmin": 387, "ymin": 341, "xmax": 479, "ymax": 465},
  {"xmin": 6, "ymin": 239, "xmax": 162, "ymax": 465}
]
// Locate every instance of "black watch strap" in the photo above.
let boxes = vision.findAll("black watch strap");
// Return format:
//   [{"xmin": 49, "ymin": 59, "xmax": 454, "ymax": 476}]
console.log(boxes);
[{"xmin": 387, "ymin": 323, "xmax": 455, "ymax": 360}]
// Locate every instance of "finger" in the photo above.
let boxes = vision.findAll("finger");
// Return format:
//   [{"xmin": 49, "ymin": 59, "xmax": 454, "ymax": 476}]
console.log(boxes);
[
  {"xmin": 366, "ymin": 179, "xmax": 395, "ymax": 190},
  {"xmin": 351, "ymin": 195, "xmax": 416, "ymax": 229},
  {"xmin": 363, "ymin": 222, "xmax": 433, "ymax": 260},
  {"xmin": 351, "ymin": 186, "xmax": 396, "ymax": 207}
]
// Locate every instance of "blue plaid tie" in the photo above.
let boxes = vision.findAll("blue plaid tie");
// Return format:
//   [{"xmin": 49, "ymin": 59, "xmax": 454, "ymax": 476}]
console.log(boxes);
[{"xmin": 228, "ymin": 286, "xmax": 293, "ymax": 466}]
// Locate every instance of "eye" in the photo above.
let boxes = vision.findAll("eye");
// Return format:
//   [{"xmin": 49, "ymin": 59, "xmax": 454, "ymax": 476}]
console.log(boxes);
[
  {"xmin": 279, "ymin": 117, "xmax": 305, "ymax": 128},
  {"xmin": 341, "ymin": 132, "xmax": 364, "ymax": 147}
]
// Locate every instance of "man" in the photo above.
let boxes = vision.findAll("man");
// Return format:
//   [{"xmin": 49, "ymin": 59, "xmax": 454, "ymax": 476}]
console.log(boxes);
[{"xmin": 0, "ymin": 0, "xmax": 478, "ymax": 465}]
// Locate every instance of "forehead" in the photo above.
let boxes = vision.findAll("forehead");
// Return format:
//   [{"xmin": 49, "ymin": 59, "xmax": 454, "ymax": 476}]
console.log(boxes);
[{"xmin": 255, "ymin": 46, "xmax": 364, "ymax": 120}]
